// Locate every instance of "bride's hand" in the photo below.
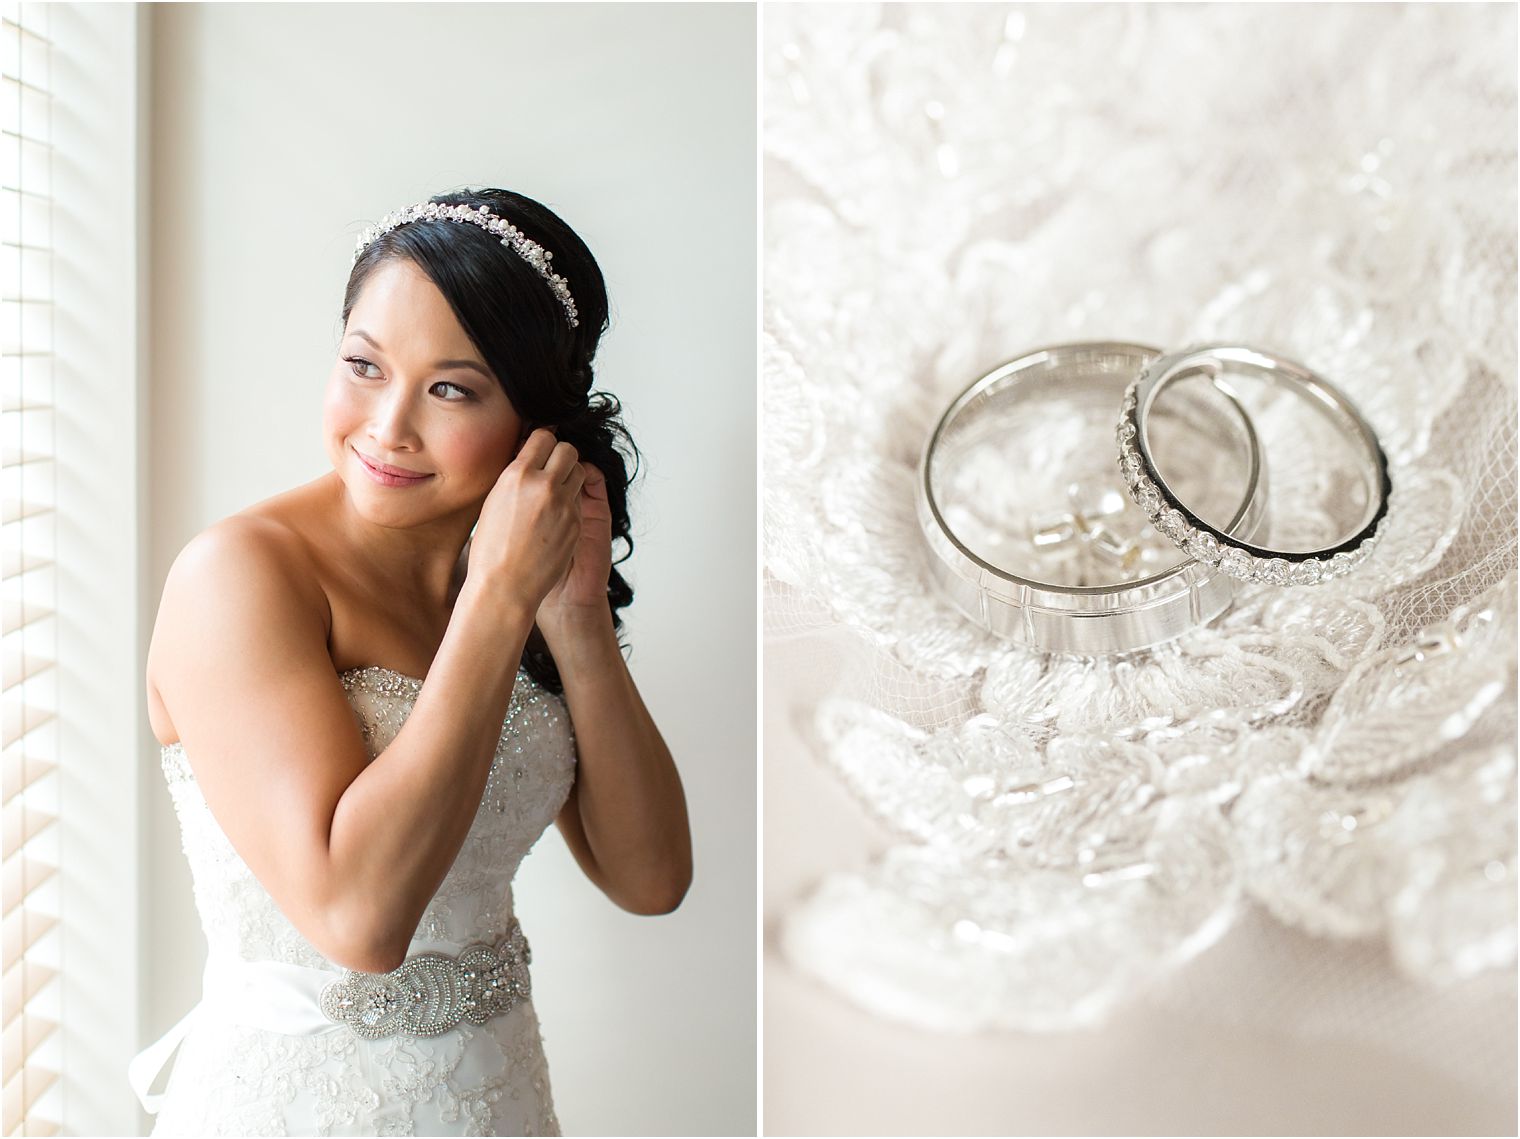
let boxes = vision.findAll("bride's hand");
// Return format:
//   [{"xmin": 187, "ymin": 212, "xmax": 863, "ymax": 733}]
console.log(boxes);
[
  {"xmin": 467, "ymin": 428, "xmax": 584, "ymax": 612},
  {"xmin": 537, "ymin": 460, "xmax": 614, "ymax": 634}
]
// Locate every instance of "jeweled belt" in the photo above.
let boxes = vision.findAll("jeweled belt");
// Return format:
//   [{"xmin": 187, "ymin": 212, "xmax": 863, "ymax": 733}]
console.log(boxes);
[
  {"xmin": 320, "ymin": 922, "xmax": 532, "ymax": 1039},
  {"xmin": 127, "ymin": 921, "xmax": 533, "ymax": 1113}
]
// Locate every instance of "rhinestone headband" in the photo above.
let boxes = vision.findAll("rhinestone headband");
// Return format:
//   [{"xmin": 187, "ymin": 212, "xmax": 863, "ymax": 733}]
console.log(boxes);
[{"xmin": 353, "ymin": 201, "xmax": 579, "ymax": 328}]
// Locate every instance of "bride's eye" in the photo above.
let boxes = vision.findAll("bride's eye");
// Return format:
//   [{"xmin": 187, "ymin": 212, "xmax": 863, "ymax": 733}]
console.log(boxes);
[
  {"xmin": 432, "ymin": 381, "xmax": 475, "ymax": 402},
  {"xmin": 343, "ymin": 355, "xmax": 381, "ymax": 379}
]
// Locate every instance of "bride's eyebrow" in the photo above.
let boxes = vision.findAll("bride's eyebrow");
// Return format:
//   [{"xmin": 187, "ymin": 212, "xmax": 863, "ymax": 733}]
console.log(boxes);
[{"xmin": 346, "ymin": 329, "xmax": 493, "ymax": 379}]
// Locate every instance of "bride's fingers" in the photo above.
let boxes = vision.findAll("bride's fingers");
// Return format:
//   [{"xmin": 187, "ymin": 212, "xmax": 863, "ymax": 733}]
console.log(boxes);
[
  {"xmin": 579, "ymin": 462, "xmax": 608, "ymax": 500},
  {"xmin": 543, "ymin": 440, "xmax": 581, "ymax": 483},
  {"xmin": 513, "ymin": 427, "xmax": 558, "ymax": 470}
]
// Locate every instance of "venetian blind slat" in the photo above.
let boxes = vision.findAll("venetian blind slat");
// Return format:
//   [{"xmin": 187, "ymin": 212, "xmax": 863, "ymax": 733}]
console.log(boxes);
[
  {"xmin": 0, "ymin": 705, "xmax": 50, "ymax": 750},
  {"xmin": 0, "ymin": 549, "xmax": 49, "ymax": 580},
  {"xmin": 0, "ymin": 641, "xmax": 50, "ymax": 689},
  {"xmin": 0, "ymin": 800, "xmax": 51, "ymax": 863},
  {"xmin": 0, "ymin": 749, "xmax": 51, "ymax": 805},
  {"xmin": 0, "ymin": 601, "xmax": 49, "ymax": 637},
  {"xmin": 0, "ymin": 1060, "xmax": 54, "ymax": 1127},
  {"xmin": 0, "ymin": 499, "xmax": 49, "ymax": 525},
  {"xmin": 0, "ymin": 959, "xmax": 53, "ymax": 1024},
  {"xmin": 0, "ymin": 859, "xmax": 50, "ymax": 919},
  {"xmin": 0, "ymin": 909, "xmax": 54, "ymax": 979},
  {"xmin": 0, "ymin": 3, "xmax": 58, "ymax": 1132},
  {"xmin": 0, "ymin": 1017, "xmax": 55, "ymax": 1087}
]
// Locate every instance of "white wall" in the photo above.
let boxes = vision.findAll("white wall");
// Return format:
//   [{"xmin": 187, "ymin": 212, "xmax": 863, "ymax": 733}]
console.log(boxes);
[{"xmin": 142, "ymin": 4, "xmax": 755, "ymax": 1135}]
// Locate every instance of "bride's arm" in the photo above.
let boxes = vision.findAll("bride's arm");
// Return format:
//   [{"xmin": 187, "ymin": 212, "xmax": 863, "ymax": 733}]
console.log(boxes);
[
  {"xmin": 543, "ymin": 611, "xmax": 692, "ymax": 915},
  {"xmin": 151, "ymin": 526, "xmax": 531, "ymax": 975},
  {"xmin": 538, "ymin": 462, "xmax": 693, "ymax": 915},
  {"xmin": 149, "ymin": 429, "xmax": 582, "ymax": 974}
]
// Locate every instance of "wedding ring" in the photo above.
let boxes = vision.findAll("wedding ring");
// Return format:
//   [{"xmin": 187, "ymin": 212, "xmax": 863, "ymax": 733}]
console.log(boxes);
[
  {"xmin": 1117, "ymin": 344, "xmax": 1391, "ymax": 586},
  {"xmin": 918, "ymin": 342, "xmax": 1268, "ymax": 654}
]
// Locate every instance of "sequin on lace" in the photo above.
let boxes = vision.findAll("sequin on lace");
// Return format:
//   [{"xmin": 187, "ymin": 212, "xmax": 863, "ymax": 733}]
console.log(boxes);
[{"xmin": 153, "ymin": 665, "xmax": 576, "ymax": 1136}]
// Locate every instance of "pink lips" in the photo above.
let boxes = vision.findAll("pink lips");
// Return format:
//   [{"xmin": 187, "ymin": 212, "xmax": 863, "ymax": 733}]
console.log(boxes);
[{"xmin": 355, "ymin": 449, "xmax": 433, "ymax": 488}]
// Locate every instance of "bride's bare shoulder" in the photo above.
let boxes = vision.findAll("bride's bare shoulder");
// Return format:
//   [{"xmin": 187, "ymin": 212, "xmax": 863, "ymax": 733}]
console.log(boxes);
[
  {"xmin": 151, "ymin": 486, "xmax": 333, "ymax": 663},
  {"xmin": 166, "ymin": 478, "xmax": 334, "ymax": 594},
  {"xmin": 171, "ymin": 510, "xmax": 317, "ymax": 593}
]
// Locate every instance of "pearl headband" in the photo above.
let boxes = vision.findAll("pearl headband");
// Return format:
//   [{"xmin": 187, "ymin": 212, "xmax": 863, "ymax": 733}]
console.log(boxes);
[{"xmin": 353, "ymin": 200, "xmax": 579, "ymax": 328}]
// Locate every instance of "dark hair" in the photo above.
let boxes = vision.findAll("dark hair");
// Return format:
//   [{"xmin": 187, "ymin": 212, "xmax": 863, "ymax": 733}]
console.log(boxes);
[{"xmin": 342, "ymin": 187, "xmax": 638, "ymax": 694}]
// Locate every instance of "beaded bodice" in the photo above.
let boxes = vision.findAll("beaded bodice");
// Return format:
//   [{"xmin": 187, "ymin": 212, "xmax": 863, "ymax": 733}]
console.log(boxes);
[{"xmin": 160, "ymin": 666, "xmax": 577, "ymax": 969}]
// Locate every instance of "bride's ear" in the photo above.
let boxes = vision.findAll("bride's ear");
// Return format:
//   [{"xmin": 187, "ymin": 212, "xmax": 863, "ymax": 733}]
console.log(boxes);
[{"xmin": 510, "ymin": 421, "xmax": 536, "ymax": 460}]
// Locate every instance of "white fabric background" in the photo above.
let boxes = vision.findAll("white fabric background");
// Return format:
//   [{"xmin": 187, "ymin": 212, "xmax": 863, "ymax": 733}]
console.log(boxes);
[
  {"xmin": 140, "ymin": 5, "xmax": 755, "ymax": 1136},
  {"xmin": 762, "ymin": 3, "xmax": 1517, "ymax": 1134}
]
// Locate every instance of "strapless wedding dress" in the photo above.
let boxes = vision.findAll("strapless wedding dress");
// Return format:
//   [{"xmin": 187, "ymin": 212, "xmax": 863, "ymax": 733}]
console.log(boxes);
[{"xmin": 131, "ymin": 666, "xmax": 576, "ymax": 1136}]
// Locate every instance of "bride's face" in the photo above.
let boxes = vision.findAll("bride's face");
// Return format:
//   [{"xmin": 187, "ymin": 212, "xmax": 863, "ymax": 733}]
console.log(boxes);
[{"xmin": 325, "ymin": 259, "xmax": 524, "ymax": 527}]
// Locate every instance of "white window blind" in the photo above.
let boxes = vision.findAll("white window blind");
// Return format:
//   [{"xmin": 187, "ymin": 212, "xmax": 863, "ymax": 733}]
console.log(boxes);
[{"xmin": 0, "ymin": 2, "xmax": 59, "ymax": 1135}]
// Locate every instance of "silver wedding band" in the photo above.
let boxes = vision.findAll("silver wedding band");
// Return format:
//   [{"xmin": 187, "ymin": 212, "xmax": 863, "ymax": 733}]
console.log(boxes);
[
  {"xmin": 1118, "ymin": 344, "xmax": 1391, "ymax": 586},
  {"xmin": 917, "ymin": 342, "xmax": 1268, "ymax": 654}
]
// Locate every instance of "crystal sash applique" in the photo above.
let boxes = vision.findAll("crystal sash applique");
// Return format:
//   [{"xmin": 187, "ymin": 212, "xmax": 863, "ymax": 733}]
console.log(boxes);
[{"xmin": 319, "ymin": 921, "xmax": 533, "ymax": 1040}]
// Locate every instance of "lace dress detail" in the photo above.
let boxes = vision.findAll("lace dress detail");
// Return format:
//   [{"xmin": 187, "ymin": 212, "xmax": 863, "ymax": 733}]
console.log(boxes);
[
  {"xmin": 763, "ymin": 0, "xmax": 1518, "ymax": 1070},
  {"xmin": 150, "ymin": 666, "xmax": 576, "ymax": 1137}
]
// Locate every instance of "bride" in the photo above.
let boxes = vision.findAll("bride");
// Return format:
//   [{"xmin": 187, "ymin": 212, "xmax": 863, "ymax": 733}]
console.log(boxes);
[{"xmin": 129, "ymin": 188, "xmax": 692, "ymax": 1135}]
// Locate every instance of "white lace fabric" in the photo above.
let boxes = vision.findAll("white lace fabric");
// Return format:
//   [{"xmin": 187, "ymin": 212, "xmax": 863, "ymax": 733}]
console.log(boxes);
[
  {"xmin": 150, "ymin": 666, "xmax": 576, "ymax": 1137},
  {"xmin": 763, "ymin": 0, "xmax": 1518, "ymax": 1093}
]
